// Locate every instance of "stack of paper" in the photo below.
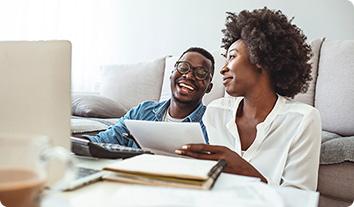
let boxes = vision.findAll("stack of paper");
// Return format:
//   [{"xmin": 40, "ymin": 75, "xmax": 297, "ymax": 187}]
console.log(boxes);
[{"xmin": 102, "ymin": 154, "xmax": 226, "ymax": 190}]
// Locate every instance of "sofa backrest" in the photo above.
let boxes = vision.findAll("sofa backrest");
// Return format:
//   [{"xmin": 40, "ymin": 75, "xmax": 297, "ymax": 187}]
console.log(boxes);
[
  {"xmin": 98, "ymin": 51, "xmax": 226, "ymax": 115},
  {"xmin": 97, "ymin": 39, "xmax": 354, "ymax": 137},
  {"xmin": 99, "ymin": 57, "xmax": 166, "ymax": 111},
  {"xmin": 314, "ymin": 39, "xmax": 354, "ymax": 136},
  {"xmin": 293, "ymin": 38, "xmax": 324, "ymax": 106}
]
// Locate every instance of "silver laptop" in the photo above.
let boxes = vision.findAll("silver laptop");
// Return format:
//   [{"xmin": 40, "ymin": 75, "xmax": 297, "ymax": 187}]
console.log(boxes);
[
  {"xmin": 0, "ymin": 41, "xmax": 102, "ymax": 191},
  {"xmin": 0, "ymin": 40, "xmax": 71, "ymax": 149}
]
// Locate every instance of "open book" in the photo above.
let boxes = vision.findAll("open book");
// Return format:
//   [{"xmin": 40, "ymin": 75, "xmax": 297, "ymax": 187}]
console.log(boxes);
[{"xmin": 102, "ymin": 154, "xmax": 226, "ymax": 190}]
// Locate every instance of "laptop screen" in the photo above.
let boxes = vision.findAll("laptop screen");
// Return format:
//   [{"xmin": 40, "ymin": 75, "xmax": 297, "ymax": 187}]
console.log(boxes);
[{"xmin": 0, "ymin": 41, "xmax": 71, "ymax": 150}]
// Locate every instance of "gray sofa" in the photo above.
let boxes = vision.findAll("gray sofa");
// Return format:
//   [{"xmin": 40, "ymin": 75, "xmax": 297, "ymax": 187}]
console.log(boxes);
[
  {"xmin": 71, "ymin": 38, "xmax": 354, "ymax": 207},
  {"xmin": 307, "ymin": 39, "xmax": 354, "ymax": 207}
]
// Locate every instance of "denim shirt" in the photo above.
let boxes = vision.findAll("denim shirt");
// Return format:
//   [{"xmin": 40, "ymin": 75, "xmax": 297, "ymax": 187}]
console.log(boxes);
[{"xmin": 89, "ymin": 99, "xmax": 209, "ymax": 148}]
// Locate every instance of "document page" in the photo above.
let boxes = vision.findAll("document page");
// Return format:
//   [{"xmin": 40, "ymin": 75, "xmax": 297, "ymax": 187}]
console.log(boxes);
[{"xmin": 124, "ymin": 120, "xmax": 205, "ymax": 154}]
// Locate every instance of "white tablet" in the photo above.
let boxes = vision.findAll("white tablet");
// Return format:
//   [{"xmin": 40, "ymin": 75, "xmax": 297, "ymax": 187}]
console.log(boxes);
[{"xmin": 124, "ymin": 120, "xmax": 206, "ymax": 156}]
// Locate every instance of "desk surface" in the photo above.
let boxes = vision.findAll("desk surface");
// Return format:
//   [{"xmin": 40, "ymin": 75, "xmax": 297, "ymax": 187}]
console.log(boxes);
[{"xmin": 42, "ymin": 156, "xmax": 319, "ymax": 207}]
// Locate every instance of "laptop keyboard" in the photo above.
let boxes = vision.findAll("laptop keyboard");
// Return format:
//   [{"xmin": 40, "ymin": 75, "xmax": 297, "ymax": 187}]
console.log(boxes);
[{"xmin": 76, "ymin": 167, "xmax": 100, "ymax": 179}]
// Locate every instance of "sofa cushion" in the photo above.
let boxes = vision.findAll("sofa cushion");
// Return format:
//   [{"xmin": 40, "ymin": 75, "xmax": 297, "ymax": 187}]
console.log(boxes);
[
  {"xmin": 321, "ymin": 130, "xmax": 341, "ymax": 143},
  {"xmin": 72, "ymin": 95, "xmax": 127, "ymax": 118},
  {"xmin": 159, "ymin": 51, "xmax": 225, "ymax": 105},
  {"xmin": 99, "ymin": 58, "xmax": 165, "ymax": 111},
  {"xmin": 315, "ymin": 40, "xmax": 354, "ymax": 136},
  {"xmin": 293, "ymin": 38, "xmax": 324, "ymax": 106},
  {"xmin": 318, "ymin": 162, "xmax": 354, "ymax": 202},
  {"xmin": 318, "ymin": 195, "xmax": 352, "ymax": 207},
  {"xmin": 320, "ymin": 136, "xmax": 354, "ymax": 164}
]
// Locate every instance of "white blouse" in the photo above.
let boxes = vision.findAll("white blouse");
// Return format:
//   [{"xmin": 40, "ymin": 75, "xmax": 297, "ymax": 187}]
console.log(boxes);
[{"xmin": 203, "ymin": 96, "xmax": 321, "ymax": 191}]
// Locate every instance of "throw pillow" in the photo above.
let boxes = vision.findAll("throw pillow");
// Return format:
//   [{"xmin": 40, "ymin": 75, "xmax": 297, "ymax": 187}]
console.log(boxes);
[
  {"xmin": 159, "ymin": 55, "xmax": 179, "ymax": 102},
  {"xmin": 72, "ymin": 95, "xmax": 127, "ymax": 118},
  {"xmin": 100, "ymin": 58, "xmax": 165, "ymax": 110},
  {"xmin": 71, "ymin": 118, "xmax": 110, "ymax": 134},
  {"xmin": 203, "ymin": 51, "xmax": 226, "ymax": 104}
]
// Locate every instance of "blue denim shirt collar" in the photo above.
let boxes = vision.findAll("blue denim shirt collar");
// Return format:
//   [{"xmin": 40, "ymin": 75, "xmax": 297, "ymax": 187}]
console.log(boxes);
[{"xmin": 152, "ymin": 99, "xmax": 206, "ymax": 122}]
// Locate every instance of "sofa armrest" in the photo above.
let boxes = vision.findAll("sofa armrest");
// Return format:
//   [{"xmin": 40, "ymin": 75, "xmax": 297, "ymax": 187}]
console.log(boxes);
[{"xmin": 71, "ymin": 116, "xmax": 118, "ymax": 136}]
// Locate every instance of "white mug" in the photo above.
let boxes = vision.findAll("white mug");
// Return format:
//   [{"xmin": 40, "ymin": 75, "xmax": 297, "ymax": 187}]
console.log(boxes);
[{"xmin": 0, "ymin": 134, "xmax": 74, "ymax": 207}]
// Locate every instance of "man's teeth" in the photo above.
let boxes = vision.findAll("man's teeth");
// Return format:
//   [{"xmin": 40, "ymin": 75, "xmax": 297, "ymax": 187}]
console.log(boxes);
[{"xmin": 179, "ymin": 83, "xmax": 194, "ymax": 91}]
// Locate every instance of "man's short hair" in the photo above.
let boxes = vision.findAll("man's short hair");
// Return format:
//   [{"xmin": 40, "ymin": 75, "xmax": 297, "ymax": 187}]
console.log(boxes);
[{"xmin": 178, "ymin": 47, "xmax": 215, "ymax": 77}]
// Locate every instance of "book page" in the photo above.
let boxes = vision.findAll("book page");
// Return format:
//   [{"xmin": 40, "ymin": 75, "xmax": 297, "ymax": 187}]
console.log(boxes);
[{"xmin": 103, "ymin": 154, "xmax": 218, "ymax": 180}]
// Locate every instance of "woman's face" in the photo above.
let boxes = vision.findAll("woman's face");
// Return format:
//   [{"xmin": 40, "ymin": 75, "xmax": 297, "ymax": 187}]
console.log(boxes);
[{"xmin": 221, "ymin": 40, "xmax": 261, "ymax": 97}]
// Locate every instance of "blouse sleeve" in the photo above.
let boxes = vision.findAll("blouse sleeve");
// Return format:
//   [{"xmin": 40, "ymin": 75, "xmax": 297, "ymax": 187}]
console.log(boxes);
[{"xmin": 280, "ymin": 108, "xmax": 322, "ymax": 191}]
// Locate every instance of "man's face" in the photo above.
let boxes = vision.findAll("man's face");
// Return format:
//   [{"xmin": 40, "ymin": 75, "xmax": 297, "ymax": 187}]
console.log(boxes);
[{"xmin": 170, "ymin": 51, "xmax": 213, "ymax": 105}]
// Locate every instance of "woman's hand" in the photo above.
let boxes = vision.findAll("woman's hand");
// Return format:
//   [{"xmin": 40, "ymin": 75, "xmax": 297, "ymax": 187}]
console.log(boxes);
[{"xmin": 175, "ymin": 144, "xmax": 267, "ymax": 183}]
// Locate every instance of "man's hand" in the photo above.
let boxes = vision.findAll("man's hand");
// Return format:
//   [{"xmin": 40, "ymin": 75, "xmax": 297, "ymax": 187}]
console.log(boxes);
[{"xmin": 175, "ymin": 144, "xmax": 267, "ymax": 183}]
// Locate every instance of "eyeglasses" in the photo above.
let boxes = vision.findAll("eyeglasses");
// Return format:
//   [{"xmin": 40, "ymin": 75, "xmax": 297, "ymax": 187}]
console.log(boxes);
[{"xmin": 174, "ymin": 61, "xmax": 212, "ymax": 80}]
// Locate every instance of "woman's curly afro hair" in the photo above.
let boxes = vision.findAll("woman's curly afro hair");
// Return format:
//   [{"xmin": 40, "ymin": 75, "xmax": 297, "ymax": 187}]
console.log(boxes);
[{"xmin": 221, "ymin": 7, "xmax": 313, "ymax": 98}]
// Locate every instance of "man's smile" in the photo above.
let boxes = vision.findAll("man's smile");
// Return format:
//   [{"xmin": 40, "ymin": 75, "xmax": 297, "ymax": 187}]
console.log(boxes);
[
  {"xmin": 176, "ymin": 80, "xmax": 197, "ymax": 94},
  {"xmin": 179, "ymin": 82, "xmax": 195, "ymax": 91}
]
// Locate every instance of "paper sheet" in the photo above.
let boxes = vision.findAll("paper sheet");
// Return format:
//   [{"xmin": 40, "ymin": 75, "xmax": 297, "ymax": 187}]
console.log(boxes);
[{"xmin": 124, "ymin": 120, "xmax": 205, "ymax": 154}]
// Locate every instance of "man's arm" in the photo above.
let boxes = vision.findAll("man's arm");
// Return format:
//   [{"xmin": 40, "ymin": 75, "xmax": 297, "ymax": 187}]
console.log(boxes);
[
  {"xmin": 199, "ymin": 121, "xmax": 209, "ymax": 144},
  {"xmin": 86, "ymin": 104, "xmax": 146, "ymax": 148}
]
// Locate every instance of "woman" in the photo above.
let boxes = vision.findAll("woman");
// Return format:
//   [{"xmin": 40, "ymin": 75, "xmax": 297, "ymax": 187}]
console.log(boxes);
[{"xmin": 176, "ymin": 7, "xmax": 321, "ymax": 191}]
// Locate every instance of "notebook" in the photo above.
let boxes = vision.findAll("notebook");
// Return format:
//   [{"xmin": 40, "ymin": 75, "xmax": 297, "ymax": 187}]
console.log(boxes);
[
  {"xmin": 102, "ymin": 154, "xmax": 226, "ymax": 190},
  {"xmin": 124, "ymin": 120, "xmax": 206, "ymax": 156}
]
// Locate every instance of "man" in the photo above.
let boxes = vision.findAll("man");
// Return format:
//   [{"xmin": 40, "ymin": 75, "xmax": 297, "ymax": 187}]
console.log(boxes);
[{"xmin": 88, "ymin": 47, "xmax": 214, "ymax": 148}]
